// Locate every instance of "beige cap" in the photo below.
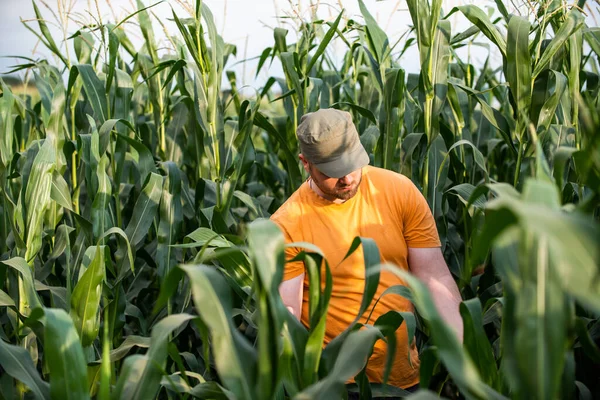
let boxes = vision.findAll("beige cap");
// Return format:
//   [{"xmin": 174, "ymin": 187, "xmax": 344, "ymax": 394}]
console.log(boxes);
[{"xmin": 297, "ymin": 109, "xmax": 370, "ymax": 178}]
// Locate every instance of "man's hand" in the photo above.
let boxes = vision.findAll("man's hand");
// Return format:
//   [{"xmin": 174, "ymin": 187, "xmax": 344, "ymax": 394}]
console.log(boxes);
[
  {"xmin": 408, "ymin": 247, "xmax": 463, "ymax": 342},
  {"xmin": 278, "ymin": 272, "xmax": 304, "ymax": 320}
]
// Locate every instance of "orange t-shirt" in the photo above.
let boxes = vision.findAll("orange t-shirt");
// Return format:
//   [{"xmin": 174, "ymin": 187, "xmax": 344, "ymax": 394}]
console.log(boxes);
[{"xmin": 270, "ymin": 166, "xmax": 441, "ymax": 389}]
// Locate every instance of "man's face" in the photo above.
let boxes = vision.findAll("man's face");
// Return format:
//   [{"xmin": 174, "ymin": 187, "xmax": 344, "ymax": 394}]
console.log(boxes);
[{"xmin": 301, "ymin": 155, "xmax": 362, "ymax": 201}]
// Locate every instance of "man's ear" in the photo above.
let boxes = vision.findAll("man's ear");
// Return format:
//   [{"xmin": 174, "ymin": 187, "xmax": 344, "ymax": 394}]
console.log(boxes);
[{"xmin": 299, "ymin": 154, "xmax": 310, "ymax": 174}]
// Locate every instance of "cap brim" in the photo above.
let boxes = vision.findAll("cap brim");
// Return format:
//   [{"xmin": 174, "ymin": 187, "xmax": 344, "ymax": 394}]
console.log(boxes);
[{"xmin": 313, "ymin": 144, "xmax": 370, "ymax": 178}]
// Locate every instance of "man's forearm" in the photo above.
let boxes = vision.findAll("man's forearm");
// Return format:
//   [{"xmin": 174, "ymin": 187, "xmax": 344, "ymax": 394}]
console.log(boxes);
[{"xmin": 425, "ymin": 275, "xmax": 463, "ymax": 342}]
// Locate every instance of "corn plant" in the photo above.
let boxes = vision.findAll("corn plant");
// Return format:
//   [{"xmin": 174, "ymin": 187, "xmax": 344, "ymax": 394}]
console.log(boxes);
[{"xmin": 0, "ymin": 0, "xmax": 599, "ymax": 399}]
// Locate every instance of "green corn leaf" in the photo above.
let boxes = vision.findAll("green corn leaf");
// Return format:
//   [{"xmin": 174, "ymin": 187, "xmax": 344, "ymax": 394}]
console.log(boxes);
[
  {"xmin": 531, "ymin": 70, "xmax": 568, "ymax": 133},
  {"xmin": 125, "ymin": 172, "xmax": 163, "ymax": 248},
  {"xmin": 274, "ymin": 27, "xmax": 288, "ymax": 54},
  {"xmin": 331, "ymin": 102, "xmax": 377, "ymax": 125},
  {"xmin": 24, "ymin": 139, "xmax": 55, "ymax": 263},
  {"xmin": 254, "ymin": 112, "xmax": 302, "ymax": 191},
  {"xmin": 428, "ymin": 135, "xmax": 448, "ymax": 218},
  {"xmin": 179, "ymin": 264, "xmax": 256, "ymax": 399},
  {"xmin": 1, "ymin": 258, "xmax": 42, "ymax": 313},
  {"xmin": 73, "ymin": 31, "xmax": 94, "ymax": 63},
  {"xmin": 156, "ymin": 162, "xmax": 183, "ymax": 278},
  {"xmin": 533, "ymin": 10, "xmax": 584, "ymax": 79},
  {"xmin": 91, "ymin": 156, "xmax": 112, "ymax": 241},
  {"xmin": 406, "ymin": 0, "xmax": 432, "ymax": 60},
  {"xmin": 460, "ymin": 299, "xmax": 499, "ymax": 389},
  {"xmin": 114, "ymin": 314, "xmax": 195, "ymax": 400},
  {"xmin": 116, "ymin": 132, "xmax": 157, "ymax": 187},
  {"xmin": 381, "ymin": 264, "xmax": 506, "ymax": 400},
  {"xmin": 506, "ymin": 16, "xmax": 532, "ymax": 119},
  {"xmin": 295, "ymin": 326, "xmax": 383, "ymax": 399},
  {"xmin": 0, "ymin": 338, "xmax": 50, "ymax": 400},
  {"xmin": 44, "ymin": 308, "xmax": 90, "ymax": 400},
  {"xmin": 475, "ymin": 179, "xmax": 600, "ymax": 313},
  {"xmin": 584, "ymin": 27, "xmax": 600, "ymax": 58},
  {"xmin": 0, "ymin": 289, "xmax": 15, "ymax": 308},
  {"xmin": 31, "ymin": 0, "xmax": 69, "ymax": 67},
  {"xmin": 305, "ymin": 11, "xmax": 343, "ymax": 75},
  {"xmin": 0, "ymin": 80, "xmax": 15, "ymax": 169},
  {"xmin": 281, "ymin": 52, "xmax": 304, "ymax": 114},
  {"xmin": 106, "ymin": 30, "xmax": 119, "ymax": 95},
  {"xmin": 373, "ymin": 310, "xmax": 416, "ymax": 383},
  {"xmin": 50, "ymin": 170, "xmax": 73, "ymax": 212},
  {"xmin": 451, "ymin": 81, "xmax": 517, "ymax": 155},
  {"xmin": 321, "ymin": 237, "xmax": 381, "ymax": 373},
  {"xmin": 447, "ymin": 5, "xmax": 507, "ymax": 58},
  {"xmin": 358, "ymin": 0, "xmax": 389, "ymax": 65},
  {"xmin": 136, "ymin": 0, "xmax": 159, "ymax": 63},
  {"xmin": 444, "ymin": 139, "xmax": 488, "ymax": 180},
  {"xmin": 493, "ymin": 0, "xmax": 510, "ymax": 22},
  {"xmin": 70, "ymin": 65, "xmax": 109, "ymax": 123},
  {"xmin": 430, "ymin": 20, "xmax": 451, "ymax": 139},
  {"xmin": 70, "ymin": 246, "xmax": 109, "ymax": 346}
]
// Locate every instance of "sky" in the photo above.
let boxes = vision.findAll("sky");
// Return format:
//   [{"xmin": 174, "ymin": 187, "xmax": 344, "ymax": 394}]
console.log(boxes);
[{"xmin": 0, "ymin": 0, "xmax": 599, "ymax": 89}]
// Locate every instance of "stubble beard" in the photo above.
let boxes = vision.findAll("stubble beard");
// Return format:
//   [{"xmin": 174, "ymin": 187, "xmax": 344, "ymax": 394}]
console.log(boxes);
[{"xmin": 313, "ymin": 173, "xmax": 362, "ymax": 201}]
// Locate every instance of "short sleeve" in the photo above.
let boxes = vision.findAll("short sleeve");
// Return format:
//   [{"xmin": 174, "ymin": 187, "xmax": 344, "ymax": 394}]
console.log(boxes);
[
  {"xmin": 271, "ymin": 219, "xmax": 305, "ymax": 281},
  {"xmin": 401, "ymin": 177, "xmax": 441, "ymax": 248}
]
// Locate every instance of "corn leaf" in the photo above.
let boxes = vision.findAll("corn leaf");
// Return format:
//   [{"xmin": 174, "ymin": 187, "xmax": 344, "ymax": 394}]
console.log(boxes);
[
  {"xmin": 0, "ymin": 338, "xmax": 50, "ymax": 400},
  {"xmin": 44, "ymin": 308, "xmax": 90, "ymax": 400}
]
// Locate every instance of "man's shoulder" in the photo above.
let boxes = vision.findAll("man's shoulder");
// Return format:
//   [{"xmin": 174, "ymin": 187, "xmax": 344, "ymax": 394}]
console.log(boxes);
[
  {"xmin": 270, "ymin": 186, "xmax": 305, "ymax": 229},
  {"xmin": 364, "ymin": 166, "xmax": 412, "ymax": 187}
]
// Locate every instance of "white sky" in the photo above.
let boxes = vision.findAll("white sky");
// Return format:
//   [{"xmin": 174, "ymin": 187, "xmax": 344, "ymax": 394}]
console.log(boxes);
[{"xmin": 0, "ymin": 0, "xmax": 599, "ymax": 88}]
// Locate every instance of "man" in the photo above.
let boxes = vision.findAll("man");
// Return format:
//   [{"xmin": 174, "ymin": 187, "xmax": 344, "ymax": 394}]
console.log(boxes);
[{"xmin": 270, "ymin": 108, "xmax": 463, "ymax": 394}]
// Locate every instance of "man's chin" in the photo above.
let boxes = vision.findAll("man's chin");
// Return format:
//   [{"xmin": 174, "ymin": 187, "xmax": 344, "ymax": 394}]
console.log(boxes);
[{"xmin": 334, "ymin": 187, "xmax": 359, "ymax": 200}]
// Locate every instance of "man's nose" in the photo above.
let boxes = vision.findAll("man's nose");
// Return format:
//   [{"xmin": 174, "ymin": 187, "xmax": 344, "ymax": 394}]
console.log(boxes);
[{"xmin": 338, "ymin": 174, "xmax": 353, "ymax": 185}]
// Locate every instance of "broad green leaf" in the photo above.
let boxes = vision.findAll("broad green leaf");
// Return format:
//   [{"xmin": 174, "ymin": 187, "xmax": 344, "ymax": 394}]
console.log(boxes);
[
  {"xmin": 321, "ymin": 237, "xmax": 381, "ymax": 373},
  {"xmin": 70, "ymin": 246, "xmax": 108, "ymax": 346},
  {"xmin": 24, "ymin": 139, "xmax": 55, "ymax": 263},
  {"xmin": 358, "ymin": 0, "xmax": 390, "ymax": 65},
  {"xmin": 50, "ymin": 170, "xmax": 73, "ymax": 212},
  {"xmin": 331, "ymin": 102, "xmax": 377, "ymax": 125},
  {"xmin": 156, "ymin": 162, "xmax": 183, "ymax": 278},
  {"xmin": 125, "ymin": 172, "xmax": 163, "ymax": 248},
  {"xmin": 114, "ymin": 314, "xmax": 195, "ymax": 400},
  {"xmin": 445, "ymin": 139, "xmax": 488, "ymax": 180},
  {"xmin": 1, "ymin": 257, "xmax": 41, "ymax": 313},
  {"xmin": 0, "ymin": 289, "xmax": 15, "ymax": 308},
  {"xmin": 506, "ymin": 16, "xmax": 532, "ymax": 121},
  {"xmin": 447, "ymin": 5, "xmax": 507, "ymax": 57},
  {"xmin": 31, "ymin": 0, "xmax": 68, "ymax": 67},
  {"xmin": 116, "ymin": 133, "xmax": 157, "ymax": 187},
  {"xmin": 430, "ymin": 20, "xmax": 451, "ymax": 140},
  {"xmin": 373, "ymin": 310, "xmax": 417, "ymax": 383},
  {"xmin": 533, "ymin": 10, "xmax": 584, "ymax": 78},
  {"xmin": 44, "ymin": 308, "xmax": 90, "ymax": 400},
  {"xmin": 180, "ymin": 265, "xmax": 256, "ymax": 399},
  {"xmin": 584, "ymin": 27, "xmax": 600, "ymax": 59},
  {"xmin": 71, "ymin": 65, "xmax": 109, "ymax": 122},
  {"xmin": 247, "ymin": 220, "xmax": 289, "ymax": 399},
  {"xmin": 382, "ymin": 68, "xmax": 405, "ymax": 170},
  {"xmin": 460, "ymin": 299, "xmax": 499, "ymax": 389},
  {"xmin": 532, "ymin": 70, "xmax": 568, "ymax": 133},
  {"xmin": 305, "ymin": 11, "xmax": 343, "ymax": 74},
  {"xmin": 254, "ymin": 112, "xmax": 302, "ymax": 190},
  {"xmin": 0, "ymin": 338, "xmax": 50, "ymax": 400},
  {"xmin": 381, "ymin": 264, "xmax": 505, "ymax": 400},
  {"xmin": 0, "ymin": 80, "xmax": 15, "ymax": 168},
  {"xmin": 91, "ymin": 156, "xmax": 112, "ymax": 241},
  {"xmin": 295, "ymin": 326, "xmax": 383, "ymax": 399}
]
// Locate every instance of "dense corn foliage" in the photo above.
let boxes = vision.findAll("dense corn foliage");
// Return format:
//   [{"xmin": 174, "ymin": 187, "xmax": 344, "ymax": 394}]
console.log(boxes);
[{"xmin": 0, "ymin": 0, "xmax": 599, "ymax": 399}]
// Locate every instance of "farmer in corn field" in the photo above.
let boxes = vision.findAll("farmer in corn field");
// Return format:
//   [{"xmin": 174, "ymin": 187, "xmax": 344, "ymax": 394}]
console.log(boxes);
[{"xmin": 271, "ymin": 108, "xmax": 463, "ymax": 396}]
